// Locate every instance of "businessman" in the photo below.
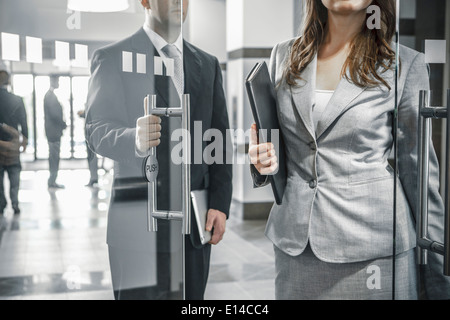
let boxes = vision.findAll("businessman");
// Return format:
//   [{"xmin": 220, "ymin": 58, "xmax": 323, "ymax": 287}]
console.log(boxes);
[
  {"xmin": 85, "ymin": 0, "xmax": 232, "ymax": 300},
  {"xmin": 44, "ymin": 75, "xmax": 67, "ymax": 189},
  {"xmin": 0, "ymin": 70, "xmax": 28, "ymax": 215}
]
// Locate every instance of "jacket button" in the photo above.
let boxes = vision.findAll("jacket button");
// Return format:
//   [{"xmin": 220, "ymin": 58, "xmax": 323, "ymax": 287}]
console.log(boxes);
[
  {"xmin": 309, "ymin": 179, "xmax": 317, "ymax": 189},
  {"xmin": 309, "ymin": 142, "xmax": 316, "ymax": 151}
]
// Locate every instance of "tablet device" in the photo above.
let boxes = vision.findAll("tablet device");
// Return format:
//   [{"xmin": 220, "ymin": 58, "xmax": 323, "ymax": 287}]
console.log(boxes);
[
  {"xmin": 245, "ymin": 61, "xmax": 287, "ymax": 205},
  {"xmin": 191, "ymin": 189, "xmax": 212, "ymax": 245}
]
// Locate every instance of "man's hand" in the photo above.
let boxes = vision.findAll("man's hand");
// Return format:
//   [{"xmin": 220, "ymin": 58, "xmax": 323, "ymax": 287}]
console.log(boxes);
[
  {"xmin": 21, "ymin": 137, "xmax": 28, "ymax": 152},
  {"xmin": 136, "ymin": 114, "xmax": 162, "ymax": 154},
  {"xmin": 205, "ymin": 209, "xmax": 227, "ymax": 245},
  {"xmin": 0, "ymin": 124, "xmax": 21, "ymax": 166}
]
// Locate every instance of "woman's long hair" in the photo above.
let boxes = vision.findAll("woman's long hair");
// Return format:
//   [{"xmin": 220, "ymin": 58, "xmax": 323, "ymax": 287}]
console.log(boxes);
[{"xmin": 285, "ymin": 0, "xmax": 396, "ymax": 90}]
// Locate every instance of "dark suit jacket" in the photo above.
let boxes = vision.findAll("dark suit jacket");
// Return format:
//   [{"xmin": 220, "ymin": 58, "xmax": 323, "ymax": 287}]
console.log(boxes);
[
  {"xmin": 44, "ymin": 90, "xmax": 66, "ymax": 142},
  {"xmin": 0, "ymin": 88, "xmax": 28, "ymax": 141},
  {"xmin": 85, "ymin": 28, "xmax": 232, "ymax": 250}
]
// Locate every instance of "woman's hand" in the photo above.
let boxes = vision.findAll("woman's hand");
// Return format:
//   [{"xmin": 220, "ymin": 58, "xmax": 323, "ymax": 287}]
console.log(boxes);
[{"xmin": 248, "ymin": 123, "xmax": 278, "ymax": 175}]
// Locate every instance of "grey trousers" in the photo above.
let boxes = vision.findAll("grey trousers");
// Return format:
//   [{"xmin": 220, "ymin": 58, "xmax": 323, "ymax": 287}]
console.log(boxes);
[
  {"xmin": 274, "ymin": 243, "xmax": 418, "ymax": 300},
  {"xmin": 48, "ymin": 140, "xmax": 61, "ymax": 186},
  {"xmin": 0, "ymin": 163, "xmax": 21, "ymax": 210}
]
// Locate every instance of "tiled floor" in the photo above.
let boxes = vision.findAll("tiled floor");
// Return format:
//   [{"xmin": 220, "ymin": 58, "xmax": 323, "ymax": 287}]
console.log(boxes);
[{"xmin": 0, "ymin": 160, "xmax": 275, "ymax": 300}]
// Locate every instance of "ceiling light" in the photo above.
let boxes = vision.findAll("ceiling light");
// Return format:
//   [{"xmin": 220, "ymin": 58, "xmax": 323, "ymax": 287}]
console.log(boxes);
[{"xmin": 67, "ymin": 0, "xmax": 130, "ymax": 13}]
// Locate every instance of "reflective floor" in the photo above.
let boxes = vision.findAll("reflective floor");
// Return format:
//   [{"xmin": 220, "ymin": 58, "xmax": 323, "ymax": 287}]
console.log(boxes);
[{"xmin": 0, "ymin": 160, "xmax": 275, "ymax": 300}]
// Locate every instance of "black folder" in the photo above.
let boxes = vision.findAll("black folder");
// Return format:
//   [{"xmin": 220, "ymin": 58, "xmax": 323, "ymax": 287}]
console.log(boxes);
[{"xmin": 245, "ymin": 61, "xmax": 287, "ymax": 205}]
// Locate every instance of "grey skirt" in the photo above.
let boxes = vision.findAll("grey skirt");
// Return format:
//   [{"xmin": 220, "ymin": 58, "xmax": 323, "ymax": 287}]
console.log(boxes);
[{"xmin": 274, "ymin": 243, "xmax": 417, "ymax": 300}]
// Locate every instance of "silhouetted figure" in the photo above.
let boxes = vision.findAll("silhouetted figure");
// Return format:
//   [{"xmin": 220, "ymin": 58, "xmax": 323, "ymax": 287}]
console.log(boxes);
[
  {"xmin": 0, "ymin": 70, "xmax": 28, "ymax": 215},
  {"xmin": 44, "ymin": 75, "xmax": 67, "ymax": 189}
]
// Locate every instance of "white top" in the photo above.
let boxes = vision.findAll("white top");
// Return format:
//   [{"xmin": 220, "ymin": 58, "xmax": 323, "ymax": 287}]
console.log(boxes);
[{"xmin": 313, "ymin": 90, "xmax": 334, "ymax": 129}]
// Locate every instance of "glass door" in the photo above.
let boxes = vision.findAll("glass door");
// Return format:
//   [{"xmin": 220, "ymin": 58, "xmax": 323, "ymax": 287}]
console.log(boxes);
[
  {"xmin": 86, "ymin": 0, "xmax": 189, "ymax": 300},
  {"xmin": 396, "ymin": 0, "xmax": 450, "ymax": 300}
]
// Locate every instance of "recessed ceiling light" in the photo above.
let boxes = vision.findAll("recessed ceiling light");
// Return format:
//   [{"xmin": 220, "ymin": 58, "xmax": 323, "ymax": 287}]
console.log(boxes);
[{"xmin": 67, "ymin": 0, "xmax": 130, "ymax": 13}]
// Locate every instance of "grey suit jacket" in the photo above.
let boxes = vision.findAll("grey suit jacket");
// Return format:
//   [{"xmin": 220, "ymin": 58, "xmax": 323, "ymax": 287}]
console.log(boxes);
[{"xmin": 258, "ymin": 38, "xmax": 446, "ymax": 265}]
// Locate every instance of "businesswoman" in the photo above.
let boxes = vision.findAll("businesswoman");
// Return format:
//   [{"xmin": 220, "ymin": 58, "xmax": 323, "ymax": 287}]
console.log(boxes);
[{"xmin": 249, "ymin": 0, "xmax": 450, "ymax": 299}]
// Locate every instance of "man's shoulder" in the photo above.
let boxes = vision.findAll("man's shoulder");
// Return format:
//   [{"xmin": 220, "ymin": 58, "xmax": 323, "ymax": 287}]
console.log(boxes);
[
  {"xmin": 92, "ymin": 29, "xmax": 143, "ymax": 59},
  {"xmin": 0, "ymin": 89, "xmax": 22, "ymax": 107},
  {"xmin": 184, "ymin": 41, "xmax": 218, "ymax": 64}
]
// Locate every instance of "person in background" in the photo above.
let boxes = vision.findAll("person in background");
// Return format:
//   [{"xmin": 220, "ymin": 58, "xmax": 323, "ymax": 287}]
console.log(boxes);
[
  {"xmin": 44, "ymin": 74, "xmax": 67, "ymax": 189},
  {"xmin": 0, "ymin": 70, "xmax": 28, "ymax": 215}
]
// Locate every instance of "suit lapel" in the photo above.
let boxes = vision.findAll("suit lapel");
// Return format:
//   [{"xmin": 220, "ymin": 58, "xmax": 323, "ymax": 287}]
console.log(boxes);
[
  {"xmin": 290, "ymin": 51, "xmax": 368, "ymax": 140},
  {"xmin": 183, "ymin": 41, "xmax": 202, "ymax": 120},
  {"xmin": 315, "ymin": 75, "xmax": 366, "ymax": 139},
  {"xmin": 183, "ymin": 41, "xmax": 201, "ymax": 96},
  {"xmin": 290, "ymin": 55, "xmax": 317, "ymax": 139}
]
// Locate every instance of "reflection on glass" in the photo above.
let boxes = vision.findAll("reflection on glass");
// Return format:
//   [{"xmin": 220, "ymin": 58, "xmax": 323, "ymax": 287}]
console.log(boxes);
[
  {"xmin": 54, "ymin": 41, "xmax": 71, "ymax": 68},
  {"xmin": 1, "ymin": 32, "xmax": 20, "ymax": 62},
  {"xmin": 25, "ymin": 36, "xmax": 43, "ymax": 64},
  {"xmin": 396, "ymin": 1, "xmax": 450, "ymax": 300}
]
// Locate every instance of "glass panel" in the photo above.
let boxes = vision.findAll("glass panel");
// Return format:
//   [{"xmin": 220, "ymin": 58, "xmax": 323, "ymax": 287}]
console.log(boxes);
[
  {"xmin": 235, "ymin": 0, "xmax": 399, "ymax": 300},
  {"xmin": 84, "ymin": 0, "xmax": 186, "ymax": 300},
  {"xmin": 0, "ymin": 0, "xmax": 188, "ymax": 301},
  {"xmin": 397, "ymin": 0, "xmax": 450, "ymax": 300},
  {"xmin": 9, "ymin": 0, "xmax": 450, "ymax": 303}
]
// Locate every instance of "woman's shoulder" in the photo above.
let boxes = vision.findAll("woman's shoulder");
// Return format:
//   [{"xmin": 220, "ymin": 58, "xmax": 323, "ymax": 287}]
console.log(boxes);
[
  {"xmin": 270, "ymin": 37, "xmax": 299, "ymax": 69},
  {"xmin": 273, "ymin": 37, "xmax": 299, "ymax": 54},
  {"xmin": 398, "ymin": 44, "xmax": 426, "ymax": 67}
]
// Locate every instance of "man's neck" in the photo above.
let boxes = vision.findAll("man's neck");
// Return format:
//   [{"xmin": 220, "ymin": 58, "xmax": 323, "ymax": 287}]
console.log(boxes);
[{"xmin": 145, "ymin": 17, "xmax": 181, "ymax": 44}]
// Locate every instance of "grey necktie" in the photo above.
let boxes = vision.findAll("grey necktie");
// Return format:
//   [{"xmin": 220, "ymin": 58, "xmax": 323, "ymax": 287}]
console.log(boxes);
[{"xmin": 162, "ymin": 44, "xmax": 184, "ymax": 96}]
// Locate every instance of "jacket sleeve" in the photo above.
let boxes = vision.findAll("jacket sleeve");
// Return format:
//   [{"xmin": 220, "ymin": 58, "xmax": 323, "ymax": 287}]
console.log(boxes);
[
  {"xmin": 248, "ymin": 43, "xmax": 280, "ymax": 189},
  {"xmin": 85, "ymin": 48, "xmax": 144, "ymax": 167},
  {"xmin": 10, "ymin": 96, "xmax": 28, "ymax": 139},
  {"xmin": 397, "ymin": 51, "xmax": 450, "ymax": 299},
  {"xmin": 207, "ymin": 58, "xmax": 233, "ymax": 218},
  {"xmin": 17, "ymin": 98, "xmax": 28, "ymax": 139}
]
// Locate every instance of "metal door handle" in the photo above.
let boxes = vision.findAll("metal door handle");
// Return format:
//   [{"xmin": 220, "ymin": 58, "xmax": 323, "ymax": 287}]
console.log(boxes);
[
  {"xmin": 417, "ymin": 89, "xmax": 450, "ymax": 276},
  {"xmin": 143, "ymin": 94, "xmax": 191, "ymax": 235}
]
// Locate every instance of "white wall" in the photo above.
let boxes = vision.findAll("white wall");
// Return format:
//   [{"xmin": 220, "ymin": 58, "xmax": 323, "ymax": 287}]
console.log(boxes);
[
  {"xmin": 187, "ymin": 0, "xmax": 227, "ymax": 63},
  {"xmin": 227, "ymin": 0, "xmax": 294, "ymax": 52},
  {"xmin": 225, "ymin": 0, "xmax": 295, "ymax": 204}
]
